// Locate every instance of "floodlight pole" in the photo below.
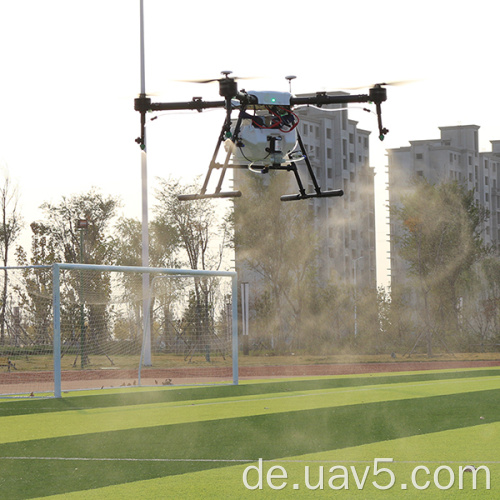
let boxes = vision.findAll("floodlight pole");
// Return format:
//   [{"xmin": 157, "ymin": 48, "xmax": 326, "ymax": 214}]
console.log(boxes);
[
  {"xmin": 139, "ymin": 0, "xmax": 152, "ymax": 366},
  {"xmin": 77, "ymin": 219, "xmax": 88, "ymax": 368}
]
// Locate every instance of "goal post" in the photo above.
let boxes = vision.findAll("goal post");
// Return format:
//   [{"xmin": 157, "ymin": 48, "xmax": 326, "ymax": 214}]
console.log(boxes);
[{"xmin": 0, "ymin": 263, "xmax": 238, "ymax": 398}]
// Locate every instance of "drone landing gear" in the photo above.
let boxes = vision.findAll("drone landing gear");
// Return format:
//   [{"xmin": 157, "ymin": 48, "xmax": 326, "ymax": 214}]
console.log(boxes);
[
  {"xmin": 176, "ymin": 156, "xmax": 242, "ymax": 201},
  {"xmin": 177, "ymin": 95, "xmax": 243, "ymax": 202},
  {"xmin": 280, "ymin": 132, "xmax": 343, "ymax": 202},
  {"xmin": 177, "ymin": 190, "xmax": 241, "ymax": 201},
  {"xmin": 177, "ymin": 105, "xmax": 344, "ymax": 202}
]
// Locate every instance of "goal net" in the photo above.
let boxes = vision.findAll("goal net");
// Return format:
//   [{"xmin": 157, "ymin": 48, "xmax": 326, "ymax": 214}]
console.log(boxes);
[{"xmin": 0, "ymin": 264, "xmax": 238, "ymax": 397}]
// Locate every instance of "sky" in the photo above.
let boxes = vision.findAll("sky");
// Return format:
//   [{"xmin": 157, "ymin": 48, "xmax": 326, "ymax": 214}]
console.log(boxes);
[{"xmin": 1, "ymin": 0, "xmax": 499, "ymax": 284}]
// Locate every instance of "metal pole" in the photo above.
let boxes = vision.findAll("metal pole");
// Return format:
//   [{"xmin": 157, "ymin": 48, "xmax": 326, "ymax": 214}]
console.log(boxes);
[
  {"xmin": 52, "ymin": 264, "xmax": 62, "ymax": 398},
  {"xmin": 79, "ymin": 229, "xmax": 85, "ymax": 368},
  {"xmin": 232, "ymin": 275, "xmax": 239, "ymax": 385},
  {"xmin": 241, "ymin": 282, "xmax": 249, "ymax": 355},
  {"xmin": 139, "ymin": 0, "xmax": 151, "ymax": 366}
]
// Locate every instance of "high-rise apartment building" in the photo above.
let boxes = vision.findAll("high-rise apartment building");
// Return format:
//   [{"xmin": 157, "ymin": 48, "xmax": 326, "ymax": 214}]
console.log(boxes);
[
  {"xmin": 387, "ymin": 125, "xmax": 500, "ymax": 289},
  {"xmin": 294, "ymin": 98, "xmax": 376, "ymax": 288}
]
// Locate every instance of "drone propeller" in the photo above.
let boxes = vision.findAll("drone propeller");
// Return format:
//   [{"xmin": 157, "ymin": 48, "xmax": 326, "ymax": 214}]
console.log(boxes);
[
  {"xmin": 177, "ymin": 71, "xmax": 260, "ymax": 99},
  {"xmin": 178, "ymin": 71, "xmax": 257, "ymax": 84},
  {"xmin": 342, "ymin": 79, "xmax": 419, "ymax": 90},
  {"xmin": 135, "ymin": 91, "xmax": 161, "ymax": 98}
]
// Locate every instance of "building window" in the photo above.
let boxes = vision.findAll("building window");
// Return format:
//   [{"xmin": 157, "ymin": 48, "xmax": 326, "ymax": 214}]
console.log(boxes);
[
  {"xmin": 326, "ymin": 128, "xmax": 332, "ymax": 140},
  {"xmin": 327, "ymin": 168, "xmax": 333, "ymax": 179},
  {"xmin": 327, "ymin": 148, "xmax": 332, "ymax": 159},
  {"xmin": 416, "ymin": 153, "xmax": 423, "ymax": 160},
  {"xmin": 349, "ymin": 133, "xmax": 354, "ymax": 144},
  {"xmin": 364, "ymin": 137, "xmax": 368, "ymax": 148},
  {"xmin": 349, "ymin": 153, "xmax": 354, "ymax": 163},
  {"xmin": 350, "ymin": 172, "xmax": 355, "ymax": 183}
]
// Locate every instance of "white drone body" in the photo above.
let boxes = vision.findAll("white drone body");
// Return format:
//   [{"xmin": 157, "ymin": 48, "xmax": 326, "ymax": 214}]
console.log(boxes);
[{"xmin": 229, "ymin": 90, "xmax": 300, "ymax": 168}]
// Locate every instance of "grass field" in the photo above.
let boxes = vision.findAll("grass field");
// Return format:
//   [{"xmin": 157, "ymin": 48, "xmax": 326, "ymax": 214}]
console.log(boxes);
[{"xmin": 1, "ymin": 367, "xmax": 499, "ymax": 499}]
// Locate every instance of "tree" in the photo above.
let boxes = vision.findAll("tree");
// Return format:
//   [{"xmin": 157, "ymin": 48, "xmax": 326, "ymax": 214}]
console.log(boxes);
[
  {"xmin": 15, "ymin": 224, "xmax": 56, "ymax": 344},
  {"xmin": 154, "ymin": 177, "xmax": 231, "ymax": 361},
  {"xmin": 113, "ymin": 216, "xmax": 180, "ymax": 347},
  {"xmin": 20, "ymin": 188, "xmax": 120, "ymax": 364},
  {"xmin": 0, "ymin": 176, "xmax": 23, "ymax": 344},
  {"xmin": 39, "ymin": 187, "xmax": 120, "ymax": 265},
  {"xmin": 392, "ymin": 180, "xmax": 488, "ymax": 355},
  {"xmin": 233, "ymin": 171, "xmax": 321, "ymax": 351}
]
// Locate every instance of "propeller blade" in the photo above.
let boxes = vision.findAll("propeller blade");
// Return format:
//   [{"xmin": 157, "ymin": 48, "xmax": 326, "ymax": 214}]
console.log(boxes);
[
  {"xmin": 376, "ymin": 79, "xmax": 420, "ymax": 87},
  {"xmin": 342, "ymin": 79, "xmax": 420, "ymax": 90},
  {"xmin": 175, "ymin": 75, "xmax": 258, "ymax": 84}
]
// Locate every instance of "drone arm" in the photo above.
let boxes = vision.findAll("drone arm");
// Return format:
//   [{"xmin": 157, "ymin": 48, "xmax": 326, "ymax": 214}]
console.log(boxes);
[
  {"xmin": 134, "ymin": 95, "xmax": 229, "ymax": 149},
  {"xmin": 149, "ymin": 99, "xmax": 226, "ymax": 112},
  {"xmin": 290, "ymin": 85, "xmax": 388, "ymax": 140},
  {"xmin": 290, "ymin": 93, "xmax": 370, "ymax": 106}
]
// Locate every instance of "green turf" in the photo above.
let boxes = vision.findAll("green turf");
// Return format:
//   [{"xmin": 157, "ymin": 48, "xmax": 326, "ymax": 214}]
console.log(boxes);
[
  {"xmin": 0, "ymin": 369, "xmax": 499, "ymax": 499},
  {"xmin": 1, "ymin": 367, "xmax": 498, "ymax": 417},
  {"xmin": 1, "ymin": 374, "xmax": 500, "ymax": 445},
  {"xmin": 49, "ymin": 423, "xmax": 500, "ymax": 499}
]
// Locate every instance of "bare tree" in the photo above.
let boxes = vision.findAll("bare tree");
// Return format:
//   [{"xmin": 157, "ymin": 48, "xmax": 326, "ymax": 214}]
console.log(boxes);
[
  {"xmin": 154, "ymin": 177, "xmax": 231, "ymax": 361},
  {"xmin": 0, "ymin": 176, "xmax": 23, "ymax": 343}
]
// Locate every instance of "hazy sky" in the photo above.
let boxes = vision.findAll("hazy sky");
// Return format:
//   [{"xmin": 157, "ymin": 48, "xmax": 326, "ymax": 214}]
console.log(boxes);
[{"xmin": 1, "ymin": 0, "xmax": 499, "ymax": 282}]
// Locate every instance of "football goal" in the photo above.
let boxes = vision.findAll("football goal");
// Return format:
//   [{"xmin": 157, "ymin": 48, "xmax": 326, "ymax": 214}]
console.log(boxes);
[{"xmin": 0, "ymin": 263, "xmax": 238, "ymax": 397}]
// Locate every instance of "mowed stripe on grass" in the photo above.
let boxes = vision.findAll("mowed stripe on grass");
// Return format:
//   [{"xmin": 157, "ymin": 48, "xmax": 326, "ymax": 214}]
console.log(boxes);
[
  {"xmin": 0, "ymin": 387, "xmax": 499, "ymax": 498},
  {"xmin": 43, "ymin": 422, "xmax": 500, "ymax": 499},
  {"xmin": 2, "ymin": 368, "xmax": 498, "ymax": 418},
  {"xmin": 1, "ymin": 375, "xmax": 500, "ymax": 445}
]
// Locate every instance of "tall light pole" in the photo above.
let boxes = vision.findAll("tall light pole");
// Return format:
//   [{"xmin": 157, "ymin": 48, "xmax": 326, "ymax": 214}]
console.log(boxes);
[
  {"xmin": 353, "ymin": 256, "xmax": 364, "ymax": 337},
  {"xmin": 77, "ymin": 218, "xmax": 88, "ymax": 368},
  {"xmin": 139, "ymin": 0, "xmax": 151, "ymax": 365}
]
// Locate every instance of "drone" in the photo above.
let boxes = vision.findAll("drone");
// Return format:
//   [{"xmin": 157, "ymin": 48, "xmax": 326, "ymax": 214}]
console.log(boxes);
[{"xmin": 134, "ymin": 71, "xmax": 389, "ymax": 202}]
